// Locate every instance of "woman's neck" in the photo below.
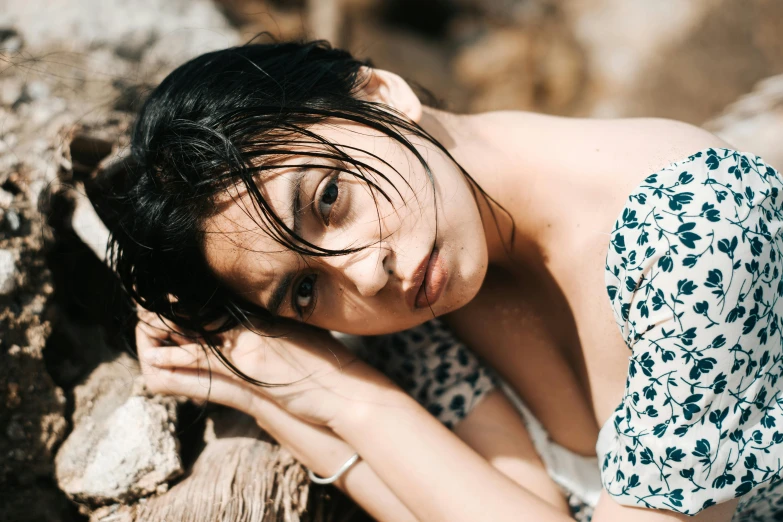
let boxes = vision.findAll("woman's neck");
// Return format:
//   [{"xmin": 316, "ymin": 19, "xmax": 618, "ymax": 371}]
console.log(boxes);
[{"xmin": 419, "ymin": 107, "xmax": 561, "ymax": 270}]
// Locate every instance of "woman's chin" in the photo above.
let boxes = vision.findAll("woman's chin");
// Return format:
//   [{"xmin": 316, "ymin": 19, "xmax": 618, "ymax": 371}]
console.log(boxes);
[
  {"xmin": 447, "ymin": 262, "xmax": 489, "ymax": 312},
  {"xmin": 413, "ymin": 274, "xmax": 483, "ymax": 322},
  {"xmin": 432, "ymin": 243, "xmax": 488, "ymax": 315}
]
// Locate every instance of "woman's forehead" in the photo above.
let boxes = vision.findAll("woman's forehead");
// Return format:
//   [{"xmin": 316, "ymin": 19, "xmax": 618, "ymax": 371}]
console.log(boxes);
[
  {"xmin": 202, "ymin": 168, "xmax": 303, "ymax": 291},
  {"xmin": 200, "ymin": 119, "xmax": 401, "ymax": 295},
  {"xmin": 206, "ymin": 118, "xmax": 397, "ymax": 233}
]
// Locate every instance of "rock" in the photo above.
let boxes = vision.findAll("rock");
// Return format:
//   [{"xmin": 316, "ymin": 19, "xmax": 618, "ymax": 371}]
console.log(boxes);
[
  {"xmin": 55, "ymin": 354, "xmax": 182, "ymax": 505},
  {"xmin": 0, "ymin": 88, "xmax": 70, "ymax": 517},
  {"xmin": 1, "ymin": 328, "xmax": 68, "ymax": 521},
  {"xmin": 17, "ymin": 81, "xmax": 50, "ymax": 104},
  {"xmin": 56, "ymin": 396, "xmax": 182, "ymax": 504},
  {"xmin": 0, "ymin": 249, "xmax": 16, "ymax": 294},
  {"xmin": 117, "ymin": 407, "xmax": 313, "ymax": 522},
  {"xmin": 0, "ymin": 188, "xmax": 12, "ymax": 209},
  {"xmin": 71, "ymin": 184, "xmax": 112, "ymax": 263},
  {"xmin": 90, "ymin": 504, "xmax": 135, "ymax": 522},
  {"xmin": 704, "ymin": 74, "xmax": 783, "ymax": 172},
  {"xmin": 5, "ymin": 418, "xmax": 25, "ymax": 441},
  {"xmin": 0, "ymin": 77, "xmax": 23, "ymax": 107},
  {"xmin": 0, "ymin": 27, "xmax": 23, "ymax": 52},
  {"xmin": 3, "ymin": 208, "xmax": 20, "ymax": 234},
  {"xmin": 0, "ymin": 0, "xmax": 244, "ymax": 519},
  {"xmin": 0, "ymin": 0, "xmax": 239, "ymax": 65}
]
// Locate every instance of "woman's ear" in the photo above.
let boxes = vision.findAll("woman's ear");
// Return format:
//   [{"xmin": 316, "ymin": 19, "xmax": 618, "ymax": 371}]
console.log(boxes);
[{"xmin": 357, "ymin": 66, "xmax": 422, "ymax": 123}]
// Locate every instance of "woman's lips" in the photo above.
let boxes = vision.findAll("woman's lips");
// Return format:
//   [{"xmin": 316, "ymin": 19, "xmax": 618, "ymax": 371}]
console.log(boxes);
[{"xmin": 414, "ymin": 248, "xmax": 448, "ymax": 309}]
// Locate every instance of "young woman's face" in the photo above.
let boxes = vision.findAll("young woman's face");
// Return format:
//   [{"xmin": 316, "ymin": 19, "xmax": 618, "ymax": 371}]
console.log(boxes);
[{"xmin": 201, "ymin": 119, "xmax": 489, "ymax": 335}]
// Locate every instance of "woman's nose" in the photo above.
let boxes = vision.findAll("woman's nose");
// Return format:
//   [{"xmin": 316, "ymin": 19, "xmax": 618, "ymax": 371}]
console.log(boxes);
[{"xmin": 339, "ymin": 245, "xmax": 392, "ymax": 297}]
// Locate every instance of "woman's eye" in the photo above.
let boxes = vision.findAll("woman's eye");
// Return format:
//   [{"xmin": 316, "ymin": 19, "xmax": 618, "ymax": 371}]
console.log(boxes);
[
  {"xmin": 294, "ymin": 274, "xmax": 316, "ymax": 313},
  {"xmin": 318, "ymin": 177, "xmax": 340, "ymax": 224}
]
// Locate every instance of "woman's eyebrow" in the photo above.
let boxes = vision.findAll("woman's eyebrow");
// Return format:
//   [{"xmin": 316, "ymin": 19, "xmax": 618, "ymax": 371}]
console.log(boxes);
[
  {"xmin": 266, "ymin": 271, "xmax": 295, "ymax": 317},
  {"xmin": 288, "ymin": 167, "xmax": 307, "ymax": 236},
  {"xmin": 264, "ymin": 161, "xmax": 323, "ymax": 316}
]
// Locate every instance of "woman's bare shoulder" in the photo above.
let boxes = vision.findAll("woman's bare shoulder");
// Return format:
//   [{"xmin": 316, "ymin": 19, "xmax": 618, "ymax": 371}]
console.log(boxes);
[
  {"xmin": 495, "ymin": 111, "xmax": 733, "ymax": 178},
  {"xmin": 583, "ymin": 117, "xmax": 733, "ymax": 171}
]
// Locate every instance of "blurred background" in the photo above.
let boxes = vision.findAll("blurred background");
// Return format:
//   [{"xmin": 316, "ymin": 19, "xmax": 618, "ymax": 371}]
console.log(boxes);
[
  {"xmin": 1, "ymin": 1, "xmax": 783, "ymax": 521},
  {"xmin": 3, "ymin": 0, "xmax": 783, "ymax": 125}
]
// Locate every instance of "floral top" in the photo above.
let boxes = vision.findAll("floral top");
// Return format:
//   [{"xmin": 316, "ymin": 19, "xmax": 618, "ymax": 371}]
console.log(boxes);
[{"xmin": 599, "ymin": 148, "xmax": 783, "ymax": 519}]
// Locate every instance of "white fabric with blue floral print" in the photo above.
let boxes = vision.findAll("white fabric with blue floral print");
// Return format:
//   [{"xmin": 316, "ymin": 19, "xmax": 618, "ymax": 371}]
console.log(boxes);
[{"xmin": 600, "ymin": 148, "xmax": 783, "ymax": 520}]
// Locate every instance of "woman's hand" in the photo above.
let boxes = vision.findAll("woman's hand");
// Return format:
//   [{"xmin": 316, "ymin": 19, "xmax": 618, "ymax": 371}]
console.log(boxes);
[
  {"xmin": 136, "ymin": 309, "xmax": 427, "ymax": 522},
  {"xmin": 135, "ymin": 309, "xmax": 392, "ymax": 427}
]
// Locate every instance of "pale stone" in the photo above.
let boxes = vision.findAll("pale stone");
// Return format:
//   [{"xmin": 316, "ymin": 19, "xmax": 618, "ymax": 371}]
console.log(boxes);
[
  {"xmin": 0, "ymin": 249, "xmax": 17, "ymax": 295},
  {"xmin": 0, "ymin": 0, "xmax": 238, "ymax": 62},
  {"xmin": 55, "ymin": 396, "xmax": 182, "ymax": 503},
  {"xmin": 71, "ymin": 185, "xmax": 111, "ymax": 262},
  {"xmin": 0, "ymin": 188, "xmax": 12, "ymax": 209}
]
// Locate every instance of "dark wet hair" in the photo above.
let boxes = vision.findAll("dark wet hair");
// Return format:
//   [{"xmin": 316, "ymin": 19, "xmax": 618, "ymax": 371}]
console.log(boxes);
[{"xmin": 108, "ymin": 38, "xmax": 509, "ymax": 384}]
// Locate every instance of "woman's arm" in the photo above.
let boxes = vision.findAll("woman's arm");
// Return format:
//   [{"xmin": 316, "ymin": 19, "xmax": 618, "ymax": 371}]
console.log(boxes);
[
  {"xmin": 138, "ymin": 316, "xmax": 574, "ymax": 521},
  {"xmin": 453, "ymin": 389, "xmax": 570, "ymax": 513},
  {"xmin": 245, "ymin": 379, "xmax": 420, "ymax": 522},
  {"xmin": 140, "ymin": 339, "xmax": 419, "ymax": 522},
  {"xmin": 138, "ymin": 314, "xmax": 569, "ymax": 521},
  {"xmin": 331, "ymin": 380, "xmax": 739, "ymax": 522},
  {"xmin": 263, "ymin": 387, "xmax": 570, "ymax": 521},
  {"xmin": 143, "ymin": 367, "xmax": 569, "ymax": 521},
  {"xmin": 330, "ymin": 379, "xmax": 576, "ymax": 522},
  {"xmin": 140, "ymin": 313, "xmax": 737, "ymax": 522}
]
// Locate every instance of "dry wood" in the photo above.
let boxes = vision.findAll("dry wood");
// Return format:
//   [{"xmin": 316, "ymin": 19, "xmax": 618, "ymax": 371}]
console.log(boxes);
[{"xmin": 129, "ymin": 437, "xmax": 310, "ymax": 522}]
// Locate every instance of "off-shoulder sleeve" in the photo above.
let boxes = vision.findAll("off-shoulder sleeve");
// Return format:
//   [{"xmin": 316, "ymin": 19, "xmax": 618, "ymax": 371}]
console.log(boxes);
[{"xmin": 598, "ymin": 148, "xmax": 783, "ymax": 516}]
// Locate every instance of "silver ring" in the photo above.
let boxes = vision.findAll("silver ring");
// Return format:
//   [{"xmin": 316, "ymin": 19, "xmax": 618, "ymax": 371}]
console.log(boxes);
[{"xmin": 307, "ymin": 453, "xmax": 360, "ymax": 485}]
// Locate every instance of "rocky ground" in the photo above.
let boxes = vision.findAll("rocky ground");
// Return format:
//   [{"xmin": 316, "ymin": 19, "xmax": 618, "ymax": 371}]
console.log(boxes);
[{"xmin": 1, "ymin": 1, "xmax": 782, "ymax": 521}]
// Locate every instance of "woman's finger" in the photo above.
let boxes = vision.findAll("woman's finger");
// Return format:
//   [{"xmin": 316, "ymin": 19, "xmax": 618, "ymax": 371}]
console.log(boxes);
[
  {"xmin": 141, "ymin": 343, "xmax": 205, "ymax": 368},
  {"xmin": 141, "ymin": 343, "xmax": 250, "ymax": 383},
  {"xmin": 143, "ymin": 363, "xmax": 364, "ymax": 488},
  {"xmin": 143, "ymin": 356, "xmax": 324, "ymax": 441},
  {"xmin": 143, "ymin": 365, "xmax": 262, "ymax": 418},
  {"xmin": 140, "ymin": 337, "xmax": 337, "ymax": 386},
  {"xmin": 136, "ymin": 309, "xmax": 199, "ymax": 348}
]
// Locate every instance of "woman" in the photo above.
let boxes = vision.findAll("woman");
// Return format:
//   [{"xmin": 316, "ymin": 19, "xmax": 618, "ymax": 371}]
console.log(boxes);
[{"xmin": 117, "ymin": 40, "xmax": 783, "ymax": 521}]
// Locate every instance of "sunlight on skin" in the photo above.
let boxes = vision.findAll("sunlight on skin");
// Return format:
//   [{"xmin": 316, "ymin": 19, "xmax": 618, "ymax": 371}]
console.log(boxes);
[
  {"xmin": 138, "ymin": 60, "xmax": 747, "ymax": 521},
  {"xmin": 200, "ymin": 117, "xmax": 490, "ymax": 335}
]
